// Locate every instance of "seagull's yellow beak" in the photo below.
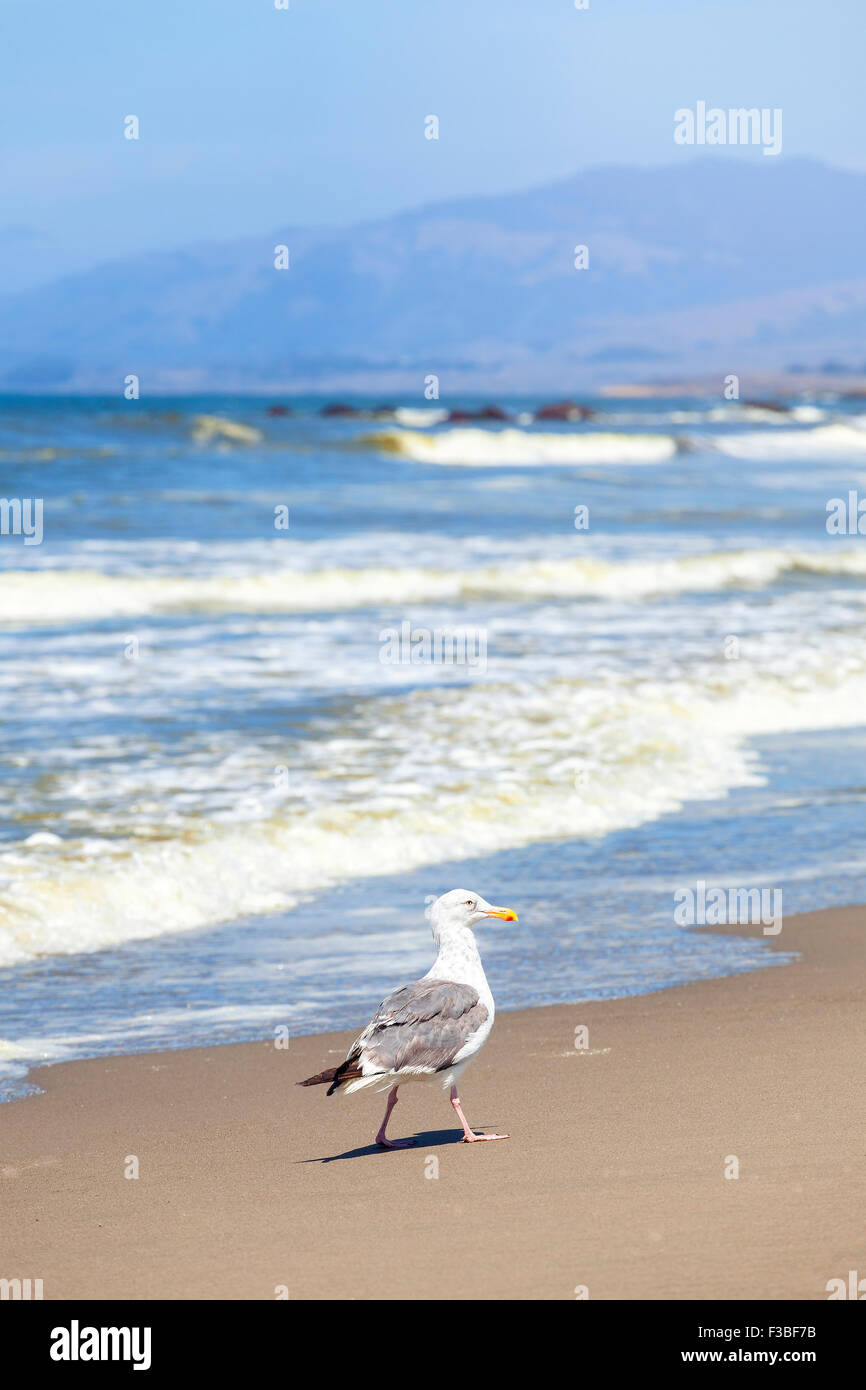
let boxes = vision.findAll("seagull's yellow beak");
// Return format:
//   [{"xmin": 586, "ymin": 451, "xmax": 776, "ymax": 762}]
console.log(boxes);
[{"xmin": 484, "ymin": 906, "xmax": 518, "ymax": 921}]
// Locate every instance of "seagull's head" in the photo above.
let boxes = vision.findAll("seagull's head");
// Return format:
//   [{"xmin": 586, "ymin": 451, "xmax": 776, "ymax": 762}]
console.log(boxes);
[{"xmin": 429, "ymin": 889, "xmax": 518, "ymax": 946}]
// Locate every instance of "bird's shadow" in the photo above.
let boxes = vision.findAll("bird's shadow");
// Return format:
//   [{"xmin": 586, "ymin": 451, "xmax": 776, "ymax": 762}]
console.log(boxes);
[{"xmin": 300, "ymin": 1126, "xmax": 499, "ymax": 1163}]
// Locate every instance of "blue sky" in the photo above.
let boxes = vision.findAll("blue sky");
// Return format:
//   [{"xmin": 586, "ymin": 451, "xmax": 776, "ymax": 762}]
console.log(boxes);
[{"xmin": 1, "ymin": 0, "xmax": 862, "ymax": 289}]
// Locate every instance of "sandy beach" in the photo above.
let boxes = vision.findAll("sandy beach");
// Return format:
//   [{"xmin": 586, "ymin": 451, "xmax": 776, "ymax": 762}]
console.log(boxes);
[{"xmin": 1, "ymin": 904, "xmax": 863, "ymax": 1301}]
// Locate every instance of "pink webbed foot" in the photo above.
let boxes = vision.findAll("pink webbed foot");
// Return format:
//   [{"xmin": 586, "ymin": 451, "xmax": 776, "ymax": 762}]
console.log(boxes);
[
  {"xmin": 376, "ymin": 1135, "xmax": 416, "ymax": 1149},
  {"xmin": 450, "ymin": 1087, "xmax": 508, "ymax": 1143}
]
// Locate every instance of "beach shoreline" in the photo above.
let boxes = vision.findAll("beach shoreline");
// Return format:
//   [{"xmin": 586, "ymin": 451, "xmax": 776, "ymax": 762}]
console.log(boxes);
[{"xmin": 2, "ymin": 904, "xmax": 864, "ymax": 1301}]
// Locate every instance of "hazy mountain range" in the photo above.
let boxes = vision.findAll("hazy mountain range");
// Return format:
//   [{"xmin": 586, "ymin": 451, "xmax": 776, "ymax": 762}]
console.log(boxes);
[{"xmin": 2, "ymin": 157, "xmax": 864, "ymax": 392}]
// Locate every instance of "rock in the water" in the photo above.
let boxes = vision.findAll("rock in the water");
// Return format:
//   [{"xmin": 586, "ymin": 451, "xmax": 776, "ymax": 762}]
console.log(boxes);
[{"xmin": 534, "ymin": 400, "xmax": 595, "ymax": 422}]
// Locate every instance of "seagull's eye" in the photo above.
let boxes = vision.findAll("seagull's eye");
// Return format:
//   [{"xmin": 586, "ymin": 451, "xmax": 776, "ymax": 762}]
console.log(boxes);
[{"xmin": 465, "ymin": 899, "xmax": 475, "ymax": 908}]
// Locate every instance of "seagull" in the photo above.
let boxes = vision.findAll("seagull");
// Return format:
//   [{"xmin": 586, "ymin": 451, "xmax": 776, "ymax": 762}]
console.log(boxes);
[{"xmin": 299, "ymin": 889, "xmax": 518, "ymax": 1146}]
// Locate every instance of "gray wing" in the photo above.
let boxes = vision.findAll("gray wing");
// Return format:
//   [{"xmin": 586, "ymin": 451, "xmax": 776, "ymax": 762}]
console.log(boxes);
[{"xmin": 348, "ymin": 978, "xmax": 489, "ymax": 1076}]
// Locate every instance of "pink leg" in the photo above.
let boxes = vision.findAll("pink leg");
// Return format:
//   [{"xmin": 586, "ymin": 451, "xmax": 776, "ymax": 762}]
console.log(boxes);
[
  {"xmin": 375, "ymin": 1085, "xmax": 415, "ymax": 1149},
  {"xmin": 450, "ymin": 1085, "xmax": 508, "ymax": 1143}
]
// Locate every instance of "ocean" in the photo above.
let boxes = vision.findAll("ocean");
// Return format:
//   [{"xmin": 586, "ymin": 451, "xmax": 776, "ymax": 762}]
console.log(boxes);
[{"xmin": 2, "ymin": 392, "xmax": 866, "ymax": 1099}]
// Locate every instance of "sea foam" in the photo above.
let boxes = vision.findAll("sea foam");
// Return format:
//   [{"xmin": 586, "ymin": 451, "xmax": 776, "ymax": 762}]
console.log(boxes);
[{"xmin": 3, "ymin": 547, "xmax": 865, "ymax": 623}]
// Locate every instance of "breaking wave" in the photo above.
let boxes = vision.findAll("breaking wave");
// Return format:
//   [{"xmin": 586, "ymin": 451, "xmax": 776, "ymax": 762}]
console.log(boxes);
[
  {"xmin": 3, "ymin": 547, "xmax": 866, "ymax": 622},
  {"xmin": 366, "ymin": 419, "xmax": 866, "ymax": 466},
  {"xmin": 711, "ymin": 423, "xmax": 866, "ymax": 459},
  {"xmin": 365, "ymin": 426, "xmax": 680, "ymax": 466}
]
